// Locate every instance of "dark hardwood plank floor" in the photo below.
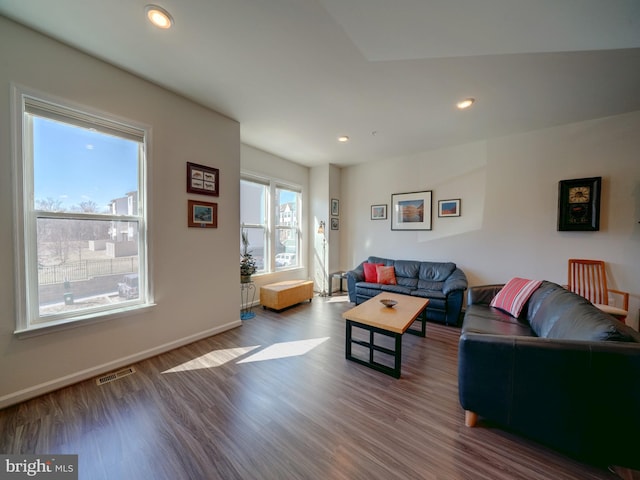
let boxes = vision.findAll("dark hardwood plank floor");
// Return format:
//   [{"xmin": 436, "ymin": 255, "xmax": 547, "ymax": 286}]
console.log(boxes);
[{"xmin": 0, "ymin": 295, "xmax": 634, "ymax": 479}]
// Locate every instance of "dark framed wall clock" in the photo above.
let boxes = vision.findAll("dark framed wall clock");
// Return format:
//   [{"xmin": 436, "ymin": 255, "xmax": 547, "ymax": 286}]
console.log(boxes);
[{"xmin": 557, "ymin": 176, "xmax": 601, "ymax": 231}]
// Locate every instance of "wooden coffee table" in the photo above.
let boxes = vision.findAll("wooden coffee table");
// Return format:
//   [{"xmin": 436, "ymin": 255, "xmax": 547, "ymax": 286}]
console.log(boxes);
[{"xmin": 342, "ymin": 293, "xmax": 429, "ymax": 378}]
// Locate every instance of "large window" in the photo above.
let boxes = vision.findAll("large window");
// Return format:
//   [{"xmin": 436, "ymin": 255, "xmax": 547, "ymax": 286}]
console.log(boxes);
[
  {"xmin": 13, "ymin": 87, "xmax": 150, "ymax": 334},
  {"xmin": 241, "ymin": 176, "xmax": 301, "ymax": 273},
  {"xmin": 274, "ymin": 186, "xmax": 300, "ymax": 270},
  {"xmin": 240, "ymin": 179, "xmax": 268, "ymax": 273}
]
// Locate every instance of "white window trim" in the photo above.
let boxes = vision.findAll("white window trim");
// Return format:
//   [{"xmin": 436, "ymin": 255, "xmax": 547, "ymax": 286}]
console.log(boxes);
[
  {"xmin": 10, "ymin": 84, "xmax": 154, "ymax": 337},
  {"xmin": 241, "ymin": 172, "xmax": 303, "ymax": 275},
  {"xmin": 274, "ymin": 184, "xmax": 302, "ymax": 271}
]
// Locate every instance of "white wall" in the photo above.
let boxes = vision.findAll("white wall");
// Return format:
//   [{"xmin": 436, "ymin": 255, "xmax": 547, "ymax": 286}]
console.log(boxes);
[
  {"xmin": 0, "ymin": 17, "xmax": 241, "ymax": 407},
  {"xmin": 328, "ymin": 164, "xmax": 342, "ymax": 277},
  {"xmin": 310, "ymin": 165, "xmax": 330, "ymax": 293},
  {"xmin": 341, "ymin": 111, "xmax": 640, "ymax": 330},
  {"xmin": 240, "ymin": 144, "xmax": 310, "ymax": 291}
]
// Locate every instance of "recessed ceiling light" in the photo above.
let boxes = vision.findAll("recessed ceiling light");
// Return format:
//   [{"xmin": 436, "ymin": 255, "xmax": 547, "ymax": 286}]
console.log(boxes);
[
  {"xmin": 145, "ymin": 5, "xmax": 174, "ymax": 29},
  {"xmin": 338, "ymin": 135, "xmax": 350, "ymax": 143},
  {"xmin": 456, "ymin": 98, "xmax": 475, "ymax": 110}
]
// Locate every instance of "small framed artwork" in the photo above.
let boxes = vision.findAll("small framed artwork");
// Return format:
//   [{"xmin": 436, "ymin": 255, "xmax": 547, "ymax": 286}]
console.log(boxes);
[
  {"xmin": 331, "ymin": 217, "xmax": 339, "ymax": 230},
  {"xmin": 187, "ymin": 162, "xmax": 219, "ymax": 197},
  {"xmin": 371, "ymin": 204, "xmax": 387, "ymax": 220},
  {"xmin": 188, "ymin": 200, "xmax": 218, "ymax": 228},
  {"xmin": 557, "ymin": 176, "xmax": 601, "ymax": 231},
  {"xmin": 331, "ymin": 198, "xmax": 339, "ymax": 216},
  {"xmin": 438, "ymin": 199, "xmax": 461, "ymax": 217},
  {"xmin": 391, "ymin": 190, "xmax": 432, "ymax": 231}
]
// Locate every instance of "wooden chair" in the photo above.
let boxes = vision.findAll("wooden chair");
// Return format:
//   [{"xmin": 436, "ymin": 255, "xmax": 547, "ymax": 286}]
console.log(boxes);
[{"xmin": 567, "ymin": 259, "xmax": 629, "ymax": 323}]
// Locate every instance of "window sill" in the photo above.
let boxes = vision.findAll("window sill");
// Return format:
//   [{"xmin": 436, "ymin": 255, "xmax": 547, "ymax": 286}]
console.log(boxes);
[
  {"xmin": 252, "ymin": 266, "xmax": 305, "ymax": 277},
  {"xmin": 14, "ymin": 302, "xmax": 156, "ymax": 339},
  {"xmin": 274, "ymin": 266, "xmax": 305, "ymax": 273}
]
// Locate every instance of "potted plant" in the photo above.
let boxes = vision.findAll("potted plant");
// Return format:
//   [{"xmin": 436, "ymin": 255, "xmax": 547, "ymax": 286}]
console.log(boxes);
[{"xmin": 240, "ymin": 226, "xmax": 257, "ymax": 283}]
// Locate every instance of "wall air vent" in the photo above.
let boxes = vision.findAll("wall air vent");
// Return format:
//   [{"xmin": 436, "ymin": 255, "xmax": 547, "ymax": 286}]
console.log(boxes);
[{"xmin": 96, "ymin": 367, "xmax": 136, "ymax": 386}]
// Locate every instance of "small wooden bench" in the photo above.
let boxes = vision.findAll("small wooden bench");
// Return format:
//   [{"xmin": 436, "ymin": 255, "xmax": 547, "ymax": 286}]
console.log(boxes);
[{"xmin": 260, "ymin": 280, "xmax": 314, "ymax": 311}]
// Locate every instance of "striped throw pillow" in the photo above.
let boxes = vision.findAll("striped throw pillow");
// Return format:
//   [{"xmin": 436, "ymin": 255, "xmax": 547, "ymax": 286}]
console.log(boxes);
[{"xmin": 490, "ymin": 277, "xmax": 542, "ymax": 318}]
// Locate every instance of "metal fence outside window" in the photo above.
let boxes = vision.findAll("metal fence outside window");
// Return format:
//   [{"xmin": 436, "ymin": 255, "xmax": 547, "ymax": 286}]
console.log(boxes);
[{"xmin": 38, "ymin": 257, "xmax": 138, "ymax": 285}]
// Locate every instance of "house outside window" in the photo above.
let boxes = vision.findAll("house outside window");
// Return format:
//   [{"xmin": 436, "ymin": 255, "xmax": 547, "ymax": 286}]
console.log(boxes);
[
  {"xmin": 12, "ymin": 86, "xmax": 150, "ymax": 334},
  {"xmin": 275, "ymin": 187, "xmax": 300, "ymax": 270},
  {"xmin": 241, "ymin": 175, "xmax": 301, "ymax": 274}
]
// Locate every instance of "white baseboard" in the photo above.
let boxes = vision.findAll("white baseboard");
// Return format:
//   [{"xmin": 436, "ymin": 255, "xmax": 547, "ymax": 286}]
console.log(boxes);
[{"xmin": 0, "ymin": 319, "xmax": 242, "ymax": 409}]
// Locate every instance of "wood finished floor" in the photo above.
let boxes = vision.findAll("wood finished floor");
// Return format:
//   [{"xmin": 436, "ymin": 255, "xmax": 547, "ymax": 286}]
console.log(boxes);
[{"xmin": 0, "ymin": 294, "xmax": 633, "ymax": 480}]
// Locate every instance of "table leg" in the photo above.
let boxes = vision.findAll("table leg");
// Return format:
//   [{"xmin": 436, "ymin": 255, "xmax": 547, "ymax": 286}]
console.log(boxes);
[
  {"xmin": 344, "ymin": 321, "xmax": 403, "ymax": 378},
  {"xmin": 392, "ymin": 332, "xmax": 402, "ymax": 378},
  {"xmin": 406, "ymin": 310, "xmax": 427, "ymax": 337}
]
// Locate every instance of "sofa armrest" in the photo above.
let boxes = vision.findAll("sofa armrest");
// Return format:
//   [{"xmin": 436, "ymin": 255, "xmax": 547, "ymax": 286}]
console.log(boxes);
[
  {"xmin": 442, "ymin": 268, "xmax": 468, "ymax": 295},
  {"xmin": 466, "ymin": 284, "xmax": 504, "ymax": 306},
  {"xmin": 458, "ymin": 332, "xmax": 640, "ymax": 467},
  {"xmin": 346, "ymin": 264, "xmax": 365, "ymax": 303}
]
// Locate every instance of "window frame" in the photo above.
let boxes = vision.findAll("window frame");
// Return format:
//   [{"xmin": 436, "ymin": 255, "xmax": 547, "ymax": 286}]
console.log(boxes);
[
  {"xmin": 274, "ymin": 185, "xmax": 301, "ymax": 271},
  {"xmin": 240, "ymin": 177, "xmax": 269, "ymax": 273},
  {"xmin": 240, "ymin": 173, "xmax": 302, "ymax": 275},
  {"xmin": 11, "ymin": 85, "xmax": 153, "ymax": 336}
]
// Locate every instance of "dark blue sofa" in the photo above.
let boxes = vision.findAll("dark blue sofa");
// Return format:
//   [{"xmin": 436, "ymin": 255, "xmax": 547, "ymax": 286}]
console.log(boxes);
[{"xmin": 346, "ymin": 256, "xmax": 468, "ymax": 326}]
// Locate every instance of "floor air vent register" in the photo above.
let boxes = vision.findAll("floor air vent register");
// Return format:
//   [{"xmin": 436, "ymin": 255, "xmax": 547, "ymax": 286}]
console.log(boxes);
[{"xmin": 95, "ymin": 367, "xmax": 136, "ymax": 386}]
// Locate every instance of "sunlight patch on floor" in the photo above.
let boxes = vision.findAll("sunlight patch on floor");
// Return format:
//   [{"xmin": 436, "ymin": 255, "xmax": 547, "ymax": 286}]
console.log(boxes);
[
  {"xmin": 162, "ymin": 337, "xmax": 331, "ymax": 372},
  {"xmin": 325, "ymin": 295, "xmax": 350, "ymax": 304},
  {"xmin": 237, "ymin": 337, "xmax": 330, "ymax": 364},
  {"xmin": 162, "ymin": 346, "xmax": 260, "ymax": 373}
]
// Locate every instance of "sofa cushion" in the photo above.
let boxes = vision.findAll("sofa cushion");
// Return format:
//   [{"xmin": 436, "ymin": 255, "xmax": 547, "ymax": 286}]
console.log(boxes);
[
  {"xmin": 411, "ymin": 289, "xmax": 446, "ymax": 300},
  {"xmin": 381, "ymin": 284, "xmax": 413, "ymax": 295},
  {"xmin": 462, "ymin": 305, "xmax": 535, "ymax": 336},
  {"xmin": 546, "ymin": 302, "xmax": 634, "ymax": 341},
  {"xmin": 376, "ymin": 265, "xmax": 397, "ymax": 285},
  {"xmin": 490, "ymin": 277, "xmax": 542, "ymax": 318},
  {"xmin": 363, "ymin": 262, "xmax": 383, "ymax": 282},
  {"xmin": 523, "ymin": 280, "xmax": 557, "ymax": 320},
  {"xmin": 527, "ymin": 282, "xmax": 637, "ymax": 342},
  {"xmin": 417, "ymin": 279, "xmax": 445, "ymax": 291},
  {"xmin": 394, "ymin": 260, "xmax": 421, "ymax": 279},
  {"xmin": 419, "ymin": 262, "xmax": 456, "ymax": 281},
  {"xmin": 397, "ymin": 276, "xmax": 419, "ymax": 289},
  {"xmin": 527, "ymin": 284, "xmax": 580, "ymax": 337}
]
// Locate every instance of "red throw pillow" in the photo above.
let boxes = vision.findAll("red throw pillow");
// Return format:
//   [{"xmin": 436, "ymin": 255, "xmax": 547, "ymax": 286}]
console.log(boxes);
[
  {"xmin": 363, "ymin": 262, "xmax": 384, "ymax": 282},
  {"xmin": 490, "ymin": 277, "xmax": 542, "ymax": 317},
  {"xmin": 376, "ymin": 265, "xmax": 397, "ymax": 285}
]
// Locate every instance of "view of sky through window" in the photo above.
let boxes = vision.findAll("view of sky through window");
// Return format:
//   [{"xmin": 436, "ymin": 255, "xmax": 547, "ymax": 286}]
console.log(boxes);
[{"xmin": 33, "ymin": 116, "xmax": 139, "ymax": 213}]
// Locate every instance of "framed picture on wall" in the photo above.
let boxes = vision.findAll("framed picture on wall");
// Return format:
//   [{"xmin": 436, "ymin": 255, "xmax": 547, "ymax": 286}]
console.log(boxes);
[
  {"xmin": 438, "ymin": 199, "xmax": 461, "ymax": 217},
  {"xmin": 391, "ymin": 190, "xmax": 432, "ymax": 230},
  {"xmin": 331, "ymin": 217, "xmax": 339, "ymax": 230},
  {"xmin": 188, "ymin": 200, "xmax": 218, "ymax": 228},
  {"xmin": 371, "ymin": 204, "xmax": 387, "ymax": 220},
  {"xmin": 187, "ymin": 162, "xmax": 219, "ymax": 197},
  {"xmin": 331, "ymin": 198, "xmax": 339, "ymax": 216}
]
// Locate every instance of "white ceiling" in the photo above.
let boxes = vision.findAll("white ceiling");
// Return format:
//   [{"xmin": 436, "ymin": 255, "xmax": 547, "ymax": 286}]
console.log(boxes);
[{"xmin": 1, "ymin": 0, "xmax": 639, "ymax": 167}]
